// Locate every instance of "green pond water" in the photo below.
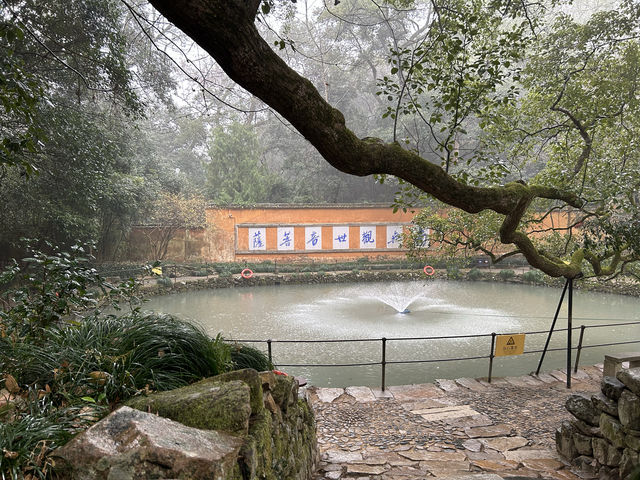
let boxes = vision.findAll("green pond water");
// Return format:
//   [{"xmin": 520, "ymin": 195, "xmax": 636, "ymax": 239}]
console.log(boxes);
[{"xmin": 142, "ymin": 280, "xmax": 640, "ymax": 387}]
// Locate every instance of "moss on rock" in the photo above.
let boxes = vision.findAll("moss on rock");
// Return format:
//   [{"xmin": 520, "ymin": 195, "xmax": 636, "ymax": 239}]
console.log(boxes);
[
  {"xmin": 214, "ymin": 368, "xmax": 264, "ymax": 415},
  {"xmin": 126, "ymin": 379, "xmax": 251, "ymax": 435}
]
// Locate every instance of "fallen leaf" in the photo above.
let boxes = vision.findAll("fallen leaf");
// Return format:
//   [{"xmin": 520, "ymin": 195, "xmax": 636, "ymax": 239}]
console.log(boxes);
[{"xmin": 5, "ymin": 374, "xmax": 19, "ymax": 394}]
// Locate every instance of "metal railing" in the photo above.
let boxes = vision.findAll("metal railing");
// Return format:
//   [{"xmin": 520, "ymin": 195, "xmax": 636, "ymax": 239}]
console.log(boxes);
[{"xmin": 233, "ymin": 320, "xmax": 640, "ymax": 391}]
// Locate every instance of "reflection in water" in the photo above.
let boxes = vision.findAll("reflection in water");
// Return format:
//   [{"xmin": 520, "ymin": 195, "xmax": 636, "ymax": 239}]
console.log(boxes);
[{"xmin": 143, "ymin": 280, "xmax": 640, "ymax": 387}]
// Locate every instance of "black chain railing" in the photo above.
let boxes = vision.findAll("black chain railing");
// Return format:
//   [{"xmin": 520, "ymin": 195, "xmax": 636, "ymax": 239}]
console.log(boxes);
[{"xmin": 233, "ymin": 320, "xmax": 640, "ymax": 391}]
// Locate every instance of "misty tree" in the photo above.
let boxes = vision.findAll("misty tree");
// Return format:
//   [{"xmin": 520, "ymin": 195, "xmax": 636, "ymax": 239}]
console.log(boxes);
[
  {"xmin": 144, "ymin": 0, "xmax": 640, "ymax": 279},
  {"xmin": 142, "ymin": 192, "xmax": 206, "ymax": 260},
  {"xmin": 206, "ymin": 122, "xmax": 287, "ymax": 204}
]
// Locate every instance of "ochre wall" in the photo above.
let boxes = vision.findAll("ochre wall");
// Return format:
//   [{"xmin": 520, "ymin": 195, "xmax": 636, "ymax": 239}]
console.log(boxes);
[{"xmin": 123, "ymin": 205, "xmax": 577, "ymax": 263}]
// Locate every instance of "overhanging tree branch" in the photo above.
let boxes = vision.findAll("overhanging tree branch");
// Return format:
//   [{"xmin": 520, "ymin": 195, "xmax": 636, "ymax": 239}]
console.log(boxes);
[{"xmin": 146, "ymin": 0, "xmax": 586, "ymax": 277}]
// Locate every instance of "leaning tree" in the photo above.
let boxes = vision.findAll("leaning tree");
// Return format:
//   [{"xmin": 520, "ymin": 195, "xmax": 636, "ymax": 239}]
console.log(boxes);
[{"xmin": 144, "ymin": 0, "xmax": 640, "ymax": 280}]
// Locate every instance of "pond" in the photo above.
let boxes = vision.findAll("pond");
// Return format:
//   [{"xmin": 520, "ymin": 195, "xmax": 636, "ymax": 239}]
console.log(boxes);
[{"xmin": 142, "ymin": 280, "xmax": 640, "ymax": 387}]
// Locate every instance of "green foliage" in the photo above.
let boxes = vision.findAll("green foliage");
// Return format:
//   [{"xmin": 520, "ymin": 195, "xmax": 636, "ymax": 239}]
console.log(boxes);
[
  {"xmin": 446, "ymin": 265, "xmax": 462, "ymax": 280},
  {"xmin": 229, "ymin": 343, "xmax": 273, "ymax": 371},
  {"xmin": 156, "ymin": 276, "xmax": 173, "ymax": 287},
  {"xmin": 206, "ymin": 122, "xmax": 281, "ymax": 204},
  {"xmin": 498, "ymin": 269, "xmax": 515, "ymax": 280},
  {"xmin": 467, "ymin": 268, "xmax": 483, "ymax": 281},
  {"xmin": 378, "ymin": 0, "xmax": 530, "ymax": 178},
  {"xmin": 0, "ymin": 393, "xmax": 95, "ymax": 479},
  {"xmin": 522, "ymin": 270, "xmax": 545, "ymax": 284},
  {"xmin": 0, "ymin": 243, "xmax": 110, "ymax": 335},
  {"xmin": 0, "ymin": 22, "xmax": 43, "ymax": 175}
]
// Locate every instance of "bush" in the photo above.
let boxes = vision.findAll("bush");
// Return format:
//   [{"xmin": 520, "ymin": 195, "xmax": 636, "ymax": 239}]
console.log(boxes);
[
  {"xmin": 522, "ymin": 269, "xmax": 545, "ymax": 284},
  {"xmin": 156, "ymin": 276, "xmax": 173, "ymax": 287},
  {"xmin": 446, "ymin": 265, "xmax": 461, "ymax": 280},
  {"xmin": 467, "ymin": 268, "xmax": 483, "ymax": 281},
  {"xmin": 498, "ymin": 269, "xmax": 515, "ymax": 280}
]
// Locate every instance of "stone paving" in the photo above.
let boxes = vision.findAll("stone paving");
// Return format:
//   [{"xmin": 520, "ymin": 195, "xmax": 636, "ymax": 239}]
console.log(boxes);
[{"xmin": 308, "ymin": 365, "xmax": 605, "ymax": 479}]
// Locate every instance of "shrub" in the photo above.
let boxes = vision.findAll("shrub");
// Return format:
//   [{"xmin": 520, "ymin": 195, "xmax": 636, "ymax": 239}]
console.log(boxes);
[
  {"xmin": 522, "ymin": 270, "xmax": 545, "ymax": 283},
  {"xmin": 498, "ymin": 269, "xmax": 515, "ymax": 280},
  {"xmin": 156, "ymin": 276, "xmax": 173, "ymax": 287},
  {"xmin": 446, "ymin": 265, "xmax": 461, "ymax": 280},
  {"xmin": 467, "ymin": 268, "xmax": 483, "ymax": 281}
]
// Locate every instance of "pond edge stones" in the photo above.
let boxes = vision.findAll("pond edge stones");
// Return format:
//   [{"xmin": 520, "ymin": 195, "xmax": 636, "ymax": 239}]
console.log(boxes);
[{"xmin": 556, "ymin": 367, "xmax": 640, "ymax": 479}]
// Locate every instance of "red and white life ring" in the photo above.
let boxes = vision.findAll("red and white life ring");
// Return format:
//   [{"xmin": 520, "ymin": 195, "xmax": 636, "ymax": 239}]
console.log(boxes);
[
  {"xmin": 423, "ymin": 265, "xmax": 435, "ymax": 276},
  {"xmin": 241, "ymin": 268, "xmax": 254, "ymax": 279}
]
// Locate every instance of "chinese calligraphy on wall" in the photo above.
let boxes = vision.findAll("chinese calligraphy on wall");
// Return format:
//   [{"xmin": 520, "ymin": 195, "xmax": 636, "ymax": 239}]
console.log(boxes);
[{"xmin": 245, "ymin": 224, "xmax": 420, "ymax": 252}]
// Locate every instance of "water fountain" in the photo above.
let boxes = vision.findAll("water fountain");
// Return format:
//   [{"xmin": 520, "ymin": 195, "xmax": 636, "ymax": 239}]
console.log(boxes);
[{"xmin": 366, "ymin": 281, "xmax": 427, "ymax": 313}]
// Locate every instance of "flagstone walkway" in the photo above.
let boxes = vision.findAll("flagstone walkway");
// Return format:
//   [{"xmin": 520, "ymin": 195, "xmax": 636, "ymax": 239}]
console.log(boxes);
[{"xmin": 308, "ymin": 365, "xmax": 604, "ymax": 480}]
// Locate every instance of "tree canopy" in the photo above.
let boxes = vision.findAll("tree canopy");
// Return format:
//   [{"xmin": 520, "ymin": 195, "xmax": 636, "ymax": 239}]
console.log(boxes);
[{"xmin": 143, "ymin": 0, "xmax": 640, "ymax": 279}]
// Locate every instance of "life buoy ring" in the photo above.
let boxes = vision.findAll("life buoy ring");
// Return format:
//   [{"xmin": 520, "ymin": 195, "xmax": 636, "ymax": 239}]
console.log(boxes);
[
  {"xmin": 423, "ymin": 265, "xmax": 435, "ymax": 276},
  {"xmin": 241, "ymin": 268, "xmax": 254, "ymax": 279}
]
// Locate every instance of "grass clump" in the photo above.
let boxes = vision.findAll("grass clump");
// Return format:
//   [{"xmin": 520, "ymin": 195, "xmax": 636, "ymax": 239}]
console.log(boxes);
[{"xmin": 229, "ymin": 343, "xmax": 273, "ymax": 372}]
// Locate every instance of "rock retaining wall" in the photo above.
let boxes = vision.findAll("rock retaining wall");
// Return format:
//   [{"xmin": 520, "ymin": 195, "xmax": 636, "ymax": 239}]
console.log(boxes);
[
  {"xmin": 54, "ymin": 369, "xmax": 317, "ymax": 479},
  {"xmin": 556, "ymin": 367, "xmax": 640, "ymax": 479}
]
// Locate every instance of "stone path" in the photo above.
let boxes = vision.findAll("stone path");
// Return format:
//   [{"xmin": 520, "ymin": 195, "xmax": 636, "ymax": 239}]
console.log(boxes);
[{"xmin": 308, "ymin": 365, "xmax": 605, "ymax": 479}]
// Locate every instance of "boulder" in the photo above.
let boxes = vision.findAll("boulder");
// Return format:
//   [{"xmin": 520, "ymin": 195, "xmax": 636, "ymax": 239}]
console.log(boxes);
[
  {"xmin": 53, "ymin": 406, "xmax": 243, "ymax": 479},
  {"xmin": 573, "ymin": 431, "xmax": 593, "ymax": 456},
  {"xmin": 556, "ymin": 421, "xmax": 578, "ymax": 460},
  {"xmin": 600, "ymin": 413, "xmax": 626, "ymax": 449},
  {"xmin": 620, "ymin": 448, "xmax": 640, "ymax": 479},
  {"xmin": 566, "ymin": 393, "xmax": 600, "ymax": 426},
  {"xmin": 618, "ymin": 389, "xmax": 640, "ymax": 430},
  {"xmin": 592, "ymin": 437, "xmax": 622, "ymax": 466},
  {"xmin": 259, "ymin": 371, "xmax": 276, "ymax": 392},
  {"xmin": 617, "ymin": 368, "xmax": 640, "ymax": 396},
  {"xmin": 625, "ymin": 434, "xmax": 640, "ymax": 452},
  {"xmin": 573, "ymin": 418, "xmax": 603, "ymax": 437},
  {"xmin": 592, "ymin": 392, "xmax": 618, "ymax": 417},
  {"xmin": 213, "ymin": 368, "xmax": 264, "ymax": 415},
  {"xmin": 127, "ymin": 379, "xmax": 251, "ymax": 434},
  {"xmin": 271, "ymin": 374, "xmax": 298, "ymax": 412},
  {"xmin": 602, "ymin": 376, "xmax": 627, "ymax": 401}
]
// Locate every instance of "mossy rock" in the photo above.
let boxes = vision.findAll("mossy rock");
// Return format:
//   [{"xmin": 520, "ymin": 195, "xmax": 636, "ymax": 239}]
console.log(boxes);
[
  {"xmin": 271, "ymin": 374, "xmax": 297, "ymax": 412},
  {"xmin": 214, "ymin": 368, "xmax": 264, "ymax": 415},
  {"xmin": 126, "ymin": 379, "xmax": 251, "ymax": 435}
]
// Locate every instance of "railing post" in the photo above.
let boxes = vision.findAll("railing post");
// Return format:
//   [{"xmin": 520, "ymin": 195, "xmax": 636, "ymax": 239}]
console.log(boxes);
[
  {"xmin": 381, "ymin": 337, "xmax": 387, "ymax": 392},
  {"xmin": 574, "ymin": 325, "xmax": 586, "ymax": 373},
  {"xmin": 536, "ymin": 278, "xmax": 570, "ymax": 375},
  {"xmin": 488, "ymin": 333, "xmax": 496, "ymax": 383},
  {"xmin": 567, "ymin": 278, "xmax": 573, "ymax": 389},
  {"xmin": 267, "ymin": 339, "xmax": 272, "ymax": 364}
]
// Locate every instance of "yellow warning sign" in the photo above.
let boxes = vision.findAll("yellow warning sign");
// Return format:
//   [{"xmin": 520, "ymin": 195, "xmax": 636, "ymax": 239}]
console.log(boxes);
[{"xmin": 495, "ymin": 334, "xmax": 525, "ymax": 357}]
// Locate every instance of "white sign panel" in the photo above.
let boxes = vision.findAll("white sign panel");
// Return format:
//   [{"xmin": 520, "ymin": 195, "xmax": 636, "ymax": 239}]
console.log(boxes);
[
  {"xmin": 277, "ymin": 227, "xmax": 294, "ymax": 251},
  {"xmin": 248, "ymin": 227, "xmax": 266, "ymax": 251},
  {"xmin": 386, "ymin": 225, "xmax": 403, "ymax": 249},
  {"xmin": 332, "ymin": 226, "xmax": 349, "ymax": 250},
  {"xmin": 359, "ymin": 226, "xmax": 377, "ymax": 249},
  {"xmin": 305, "ymin": 226, "xmax": 322, "ymax": 250}
]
